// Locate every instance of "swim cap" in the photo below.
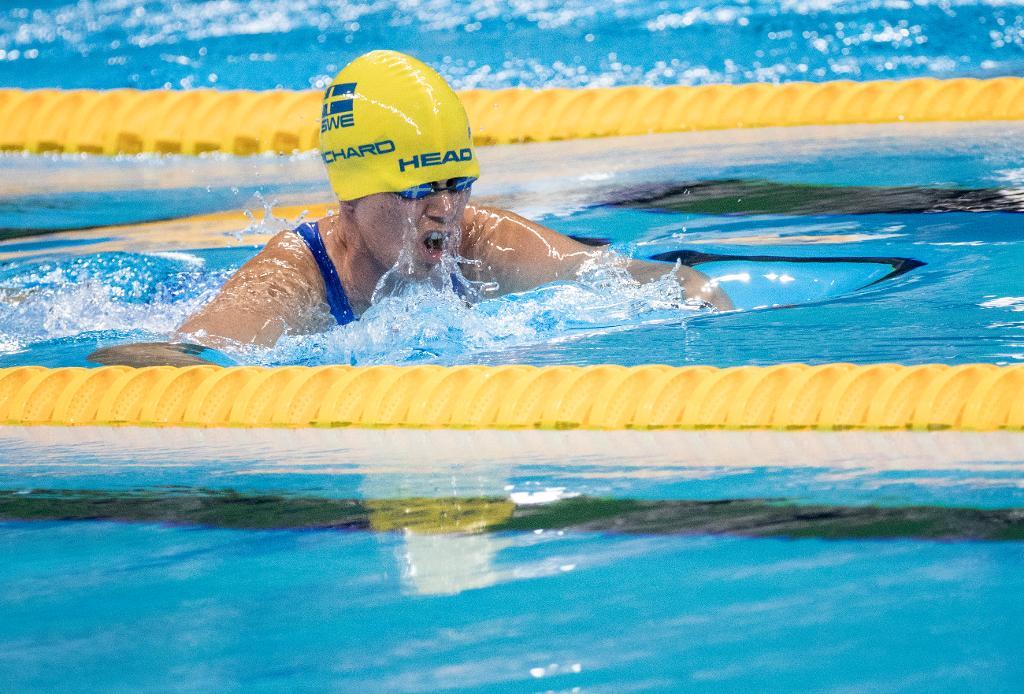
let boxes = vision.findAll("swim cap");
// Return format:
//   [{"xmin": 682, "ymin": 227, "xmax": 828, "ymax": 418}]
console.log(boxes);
[{"xmin": 318, "ymin": 50, "xmax": 479, "ymax": 201}]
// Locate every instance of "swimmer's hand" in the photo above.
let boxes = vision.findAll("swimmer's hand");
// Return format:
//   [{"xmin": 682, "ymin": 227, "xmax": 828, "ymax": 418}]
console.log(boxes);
[{"xmin": 87, "ymin": 342, "xmax": 236, "ymax": 368}]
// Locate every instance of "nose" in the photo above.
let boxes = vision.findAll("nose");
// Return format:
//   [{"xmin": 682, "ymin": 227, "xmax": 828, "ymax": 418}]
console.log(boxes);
[{"xmin": 424, "ymin": 190, "xmax": 458, "ymax": 222}]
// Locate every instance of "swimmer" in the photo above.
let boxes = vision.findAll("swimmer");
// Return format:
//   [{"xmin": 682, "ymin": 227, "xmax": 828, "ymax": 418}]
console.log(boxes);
[{"xmin": 90, "ymin": 50, "xmax": 730, "ymax": 367}]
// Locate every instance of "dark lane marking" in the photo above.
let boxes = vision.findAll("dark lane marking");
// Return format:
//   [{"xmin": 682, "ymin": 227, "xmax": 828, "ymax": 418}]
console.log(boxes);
[
  {"xmin": 2, "ymin": 489, "xmax": 1022, "ymax": 541},
  {"xmin": 649, "ymin": 250, "xmax": 926, "ymax": 286},
  {"xmin": 3, "ymin": 178, "xmax": 1021, "ymax": 243},
  {"xmin": 612, "ymin": 179, "xmax": 1024, "ymax": 216}
]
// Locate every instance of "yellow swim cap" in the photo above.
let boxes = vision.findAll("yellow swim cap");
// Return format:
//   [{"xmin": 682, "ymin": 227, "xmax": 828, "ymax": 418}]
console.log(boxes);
[{"xmin": 318, "ymin": 50, "xmax": 479, "ymax": 201}]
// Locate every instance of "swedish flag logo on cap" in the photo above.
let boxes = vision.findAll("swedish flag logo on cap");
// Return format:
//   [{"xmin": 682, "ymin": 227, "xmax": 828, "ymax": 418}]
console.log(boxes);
[{"xmin": 321, "ymin": 82, "xmax": 357, "ymax": 131}]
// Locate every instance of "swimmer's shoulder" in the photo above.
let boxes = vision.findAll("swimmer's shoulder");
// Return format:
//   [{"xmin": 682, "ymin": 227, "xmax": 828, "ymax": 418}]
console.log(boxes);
[
  {"xmin": 176, "ymin": 224, "xmax": 330, "ymax": 346},
  {"xmin": 458, "ymin": 204, "xmax": 597, "ymax": 292},
  {"xmin": 460, "ymin": 204, "xmax": 537, "ymax": 253},
  {"xmin": 261, "ymin": 225, "xmax": 313, "ymax": 264},
  {"xmin": 210, "ymin": 223, "xmax": 325, "ymax": 303},
  {"xmin": 461, "ymin": 203, "xmax": 589, "ymax": 254},
  {"xmin": 245, "ymin": 224, "xmax": 323, "ymax": 282},
  {"xmin": 462, "ymin": 204, "xmax": 527, "ymax": 235},
  {"xmin": 459, "ymin": 204, "xmax": 515, "ymax": 269}
]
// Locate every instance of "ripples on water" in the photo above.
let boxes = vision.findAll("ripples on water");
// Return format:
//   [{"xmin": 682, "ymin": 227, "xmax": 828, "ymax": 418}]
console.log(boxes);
[
  {"xmin": 0, "ymin": 235, "xmax": 710, "ymax": 367},
  {"xmin": 2, "ymin": 426, "xmax": 1024, "ymax": 690},
  {"xmin": 3, "ymin": 4, "xmax": 1024, "ymax": 691},
  {"xmin": 2, "ymin": 122, "xmax": 1024, "ymax": 368},
  {"xmin": 2, "ymin": 0, "xmax": 1023, "ymax": 90}
]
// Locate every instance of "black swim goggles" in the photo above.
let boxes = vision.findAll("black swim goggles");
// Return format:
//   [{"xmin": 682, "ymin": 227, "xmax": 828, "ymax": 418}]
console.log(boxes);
[{"xmin": 395, "ymin": 176, "xmax": 476, "ymax": 200}]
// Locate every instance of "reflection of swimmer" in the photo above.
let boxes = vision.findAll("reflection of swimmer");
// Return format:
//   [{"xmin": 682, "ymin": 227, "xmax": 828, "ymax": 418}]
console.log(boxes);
[{"xmin": 93, "ymin": 51, "xmax": 730, "ymax": 365}]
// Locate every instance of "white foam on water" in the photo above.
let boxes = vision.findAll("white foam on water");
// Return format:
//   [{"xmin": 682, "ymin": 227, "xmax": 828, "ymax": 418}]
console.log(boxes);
[
  {"xmin": 253, "ymin": 252, "xmax": 709, "ymax": 366},
  {"xmin": 0, "ymin": 257, "xmax": 229, "ymax": 355}
]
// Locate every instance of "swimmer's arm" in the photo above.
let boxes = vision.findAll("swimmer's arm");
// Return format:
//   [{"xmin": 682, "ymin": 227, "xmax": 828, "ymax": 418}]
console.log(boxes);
[
  {"xmin": 89, "ymin": 236, "xmax": 325, "ymax": 366},
  {"xmin": 460, "ymin": 205, "xmax": 600, "ymax": 293},
  {"xmin": 461, "ymin": 205, "xmax": 732, "ymax": 310},
  {"xmin": 176, "ymin": 231, "xmax": 327, "ymax": 348},
  {"xmin": 87, "ymin": 342, "xmax": 231, "ymax": 368},
  {"xmin": 618, "ymin": 258, "xmax": 733, "ymax": 311}
]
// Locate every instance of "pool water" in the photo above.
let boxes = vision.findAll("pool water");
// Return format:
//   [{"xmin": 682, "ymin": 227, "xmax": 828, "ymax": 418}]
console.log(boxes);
[
  {"xmin": 3, "ymin": 121, "xmax": 1024, "ymax": 691},
  {"xmin": 3, "ymin": 0, "xmax": 1023, "ymax": 91},
  {"xmin": 4, "ymin": 1, "xmax": 1024, "ymax": 690},
  {"xmin": 3, "ymin": 427, "xmax": 1024, "ymax": 691},
  {"xmin": 2, "ymin": 122, "xmax": 1024, "ymax": 368}
]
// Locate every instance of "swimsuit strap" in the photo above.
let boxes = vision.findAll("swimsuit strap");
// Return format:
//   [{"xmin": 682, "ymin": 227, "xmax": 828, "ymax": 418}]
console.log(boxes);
[
  {"xmin": 451, "ymin": 272, "xmax": 469, "ymax": 298},
  {"xmin": 294, "ymin": 221, "xmax": 356, "ymax": 326}
]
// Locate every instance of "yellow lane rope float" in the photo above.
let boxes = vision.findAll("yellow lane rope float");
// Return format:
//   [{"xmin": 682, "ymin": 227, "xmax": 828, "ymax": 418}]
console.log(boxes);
[
  {"xmin": 4, "ymin": 80, "xmax": 1023, "ymax": 433},
  {"xmin": 2, "ymin": 77, "xmax": 1023, "ymax": 155},
  {"xmin": 1, "ymin": 364, "xmax": 1022, "ymax": 431}
]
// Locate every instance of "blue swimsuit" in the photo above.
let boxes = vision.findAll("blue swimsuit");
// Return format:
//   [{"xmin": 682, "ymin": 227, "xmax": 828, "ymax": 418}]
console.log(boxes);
[
  {"xmin": 294, "ymin": 221, "xmax": 357, "ymax": 326},
  {"xmin": 294, "ymin": 221, "xmax": 470, "ymax": 326}
]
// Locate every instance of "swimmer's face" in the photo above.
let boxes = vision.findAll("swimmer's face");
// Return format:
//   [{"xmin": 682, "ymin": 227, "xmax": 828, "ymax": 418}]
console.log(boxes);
[{"xmin": 348, "ymin": 184, "xmax": 470, "ymax": 274}]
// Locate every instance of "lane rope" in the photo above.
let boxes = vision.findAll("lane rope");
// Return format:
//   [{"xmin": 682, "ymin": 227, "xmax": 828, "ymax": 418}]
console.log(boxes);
[
  {"xmin": 1, "ymin": 363, "xmax": 1021, "ymax": 430},
  {"xmin": 4, "ymin": 81, "xmax": 1021, "ymax": 431},
  {"xmin": 2, "ymin": 77, "xmax": 1022, "ymax": 155}
]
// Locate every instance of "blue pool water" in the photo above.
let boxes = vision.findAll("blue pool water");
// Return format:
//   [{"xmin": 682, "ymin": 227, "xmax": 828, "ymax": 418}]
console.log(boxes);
[
  {"xmin": 2, "ymin": 122, "xmax": 1024, "ymax": 368},
  {"xmin": 2, "ymin": 0, "xmax": 1023, "ymax": 90},
  {"xmin": 4, "ymin": 520, "xmax": 1022, "ymax": 691},
  {"xmin": 4, "ymin": 122, "xmax": 1024, "ymax": 692},
  {"xmin": 3, "ymin": 427, "xmax": 1024, "ymax": 691},
  {"xmin": 4, "ymin": 1, "xmax": 1024, "ymax": 690}
]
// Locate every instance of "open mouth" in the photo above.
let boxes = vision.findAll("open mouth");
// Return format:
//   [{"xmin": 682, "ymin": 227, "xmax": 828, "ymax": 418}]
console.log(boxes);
[{"xmin": 423, "ymin": 230, "xmax": 445, "ymax": 255}]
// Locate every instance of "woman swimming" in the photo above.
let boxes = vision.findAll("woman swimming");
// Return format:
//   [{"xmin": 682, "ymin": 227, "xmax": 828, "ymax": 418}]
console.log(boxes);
[{"xmin": 92, "ymin": 50, "xmax": 730, "ymax": 365}]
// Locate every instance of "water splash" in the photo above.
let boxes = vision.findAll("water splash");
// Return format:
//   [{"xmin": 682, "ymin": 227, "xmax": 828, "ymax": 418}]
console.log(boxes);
[
  {"xmin": 216, "ymin": 194, "xmax": 712, "ymax": 366},
  {"xmin": 259, "ymin": 255, "xmax": 709, "ymax": 366},
  {"xmin": 235, "ymin": 191, "xmax": 303, "ymax": 240},
  {"xmin": 0, "ymin": 226, "xmax": 710, "ymax": 366},
  {"xmin": 370, "ymin": 195, "xmax": 474, "ymax": 304},
  {"xmin": 0, "ymin": 253, "xmax": 230, "ymax": 357},
  {"xmin": 3, "ymin": 0, "xmax": 1022, "ymax": 91}
]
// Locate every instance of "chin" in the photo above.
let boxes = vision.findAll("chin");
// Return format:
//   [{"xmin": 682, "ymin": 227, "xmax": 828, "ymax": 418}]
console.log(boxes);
[
  {"xmin": 401, "ymin": 257, "xmax": 438, "ymax": 278},
  {"xmin": 414, "ymin": 246, "xmax": 445, "ymax": 269}
]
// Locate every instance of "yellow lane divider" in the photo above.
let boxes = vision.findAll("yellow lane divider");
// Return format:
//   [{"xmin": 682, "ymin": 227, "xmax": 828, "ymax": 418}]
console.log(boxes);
[
  {"xmin": 2, "ymin": 77, "xmax": 1022, "ymax": 155},
  {"xmin": 1, "ymin": 363, "xmax": 1021, "ymax": 430}
]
